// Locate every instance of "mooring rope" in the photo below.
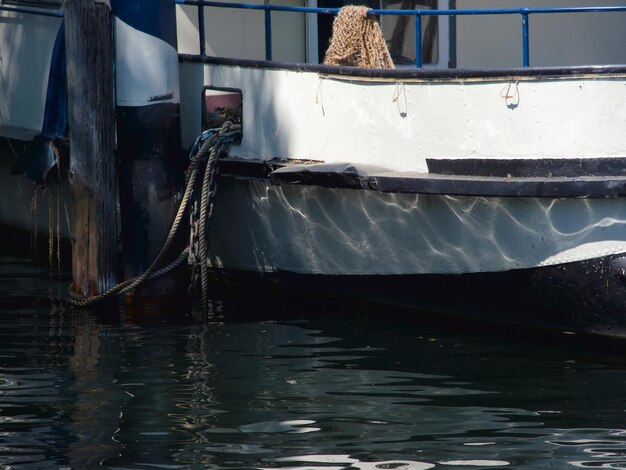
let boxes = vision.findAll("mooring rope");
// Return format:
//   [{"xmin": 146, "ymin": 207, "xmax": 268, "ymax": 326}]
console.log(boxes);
[{"xmin": 68, "ymin": 122, "xmax": 242, "ymax": 308}]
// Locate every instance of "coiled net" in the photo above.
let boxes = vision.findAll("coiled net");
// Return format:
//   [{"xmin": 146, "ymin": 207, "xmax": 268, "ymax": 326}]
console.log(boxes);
[{"xmin": 323, "ymin": 5, "xmax": 395, "ymax": 69}]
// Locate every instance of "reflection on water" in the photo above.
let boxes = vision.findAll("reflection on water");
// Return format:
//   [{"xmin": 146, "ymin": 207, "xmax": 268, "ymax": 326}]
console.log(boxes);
[{"xmin": 3, "ymin": 256, "xmax": 626, "ymax": 468}]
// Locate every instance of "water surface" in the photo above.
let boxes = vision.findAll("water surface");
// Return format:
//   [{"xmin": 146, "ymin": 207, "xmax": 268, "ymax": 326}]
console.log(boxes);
[{"xmin": 1, "ymin": 255, "xmax": 626, "ymax": 469}]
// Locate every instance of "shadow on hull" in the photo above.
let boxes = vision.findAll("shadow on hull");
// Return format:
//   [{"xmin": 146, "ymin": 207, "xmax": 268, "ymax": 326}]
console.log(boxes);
[{"xmin": 206, "ymin": 253, "xmax": 626, "ymax": 342}]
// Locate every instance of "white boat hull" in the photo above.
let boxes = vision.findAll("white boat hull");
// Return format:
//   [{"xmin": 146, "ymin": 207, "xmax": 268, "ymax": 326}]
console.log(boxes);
[
  {"xmin": 208, "ymin": 177, "xmax": 626, "ymax": 276},
  {"xmin": 179, "ymin": 62, "xmax": 626, "ymax": 171},
  {"xmin": 206, "ymin": 175, "xmax": 626, "ymax": 337},
  {"xmin": 0, "ymin": 11, "xmax": 61, "ymax": 141},
  {"xmin": 2, "ymin": 2, "xmax": 626, "ymax": 336}
]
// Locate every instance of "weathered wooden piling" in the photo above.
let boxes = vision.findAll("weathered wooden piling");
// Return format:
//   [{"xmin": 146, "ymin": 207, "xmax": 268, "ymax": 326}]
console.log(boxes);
[{"xmin": 64, "ymin": 0, "xmax": 118, "ymax": 298}]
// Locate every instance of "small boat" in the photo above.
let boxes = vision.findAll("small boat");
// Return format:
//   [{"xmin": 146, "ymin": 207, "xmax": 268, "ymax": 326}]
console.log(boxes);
[{"xmin": 1, "ymin": 0, "xmax": 626, "ymax": 337}]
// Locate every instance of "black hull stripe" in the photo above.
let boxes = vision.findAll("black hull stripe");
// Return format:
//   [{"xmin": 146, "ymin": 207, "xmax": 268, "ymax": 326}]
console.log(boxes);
[
  {"xmin": 209, "ymin": 253, "xmax": 626, "ymax": 339},
  {"xmin": 427, "ymin": 157, "xmax": 626, "ymax": 178},
  {"xmin": 370, "ymin": 173, "xmax": 626, "ymax": 198},
  {"xmin": 220, "ymin": 158, "xmax": 626, "ymax": 198}
]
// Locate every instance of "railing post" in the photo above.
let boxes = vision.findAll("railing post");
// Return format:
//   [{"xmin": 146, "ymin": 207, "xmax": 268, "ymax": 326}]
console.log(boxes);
[
  {"xmin": 305, "ymin": 0, "xmax": 319, "ymax": 64},
  {"xmin": 521, "ymin": 11, "xmax": 530, "ymax": 67},
  {"xmin": 265, "ymin": 0, "xmax": 272, "ymax": 60},
  {"xmin": 198, "ymin": 3, "xmax": 206, "ymax": 55},
  {"xmin": 415, "ymin": 13, "xmax": 422, "ymax": 68},
  {"xmin": 64, "ymin": 0, "xmax": 118, "ymax": 301}
]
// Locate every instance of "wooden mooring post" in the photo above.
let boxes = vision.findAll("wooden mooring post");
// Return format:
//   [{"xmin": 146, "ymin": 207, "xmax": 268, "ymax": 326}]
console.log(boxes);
[
  {"xmin": 64, "ymin": 0, "xmax": 118, "ymax": 299},
  {"xmin": 63, "ymin": 0, "xmax": 186, "ymax": 311}
]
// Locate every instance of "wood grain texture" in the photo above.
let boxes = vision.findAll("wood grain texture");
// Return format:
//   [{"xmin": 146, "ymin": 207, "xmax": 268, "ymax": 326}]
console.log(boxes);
[{"xmin": 64, "ymin": 0, "xmax": 118, "ymax": 296}]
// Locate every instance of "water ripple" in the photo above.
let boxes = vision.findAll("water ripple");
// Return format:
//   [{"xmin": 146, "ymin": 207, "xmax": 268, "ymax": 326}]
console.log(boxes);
[{"xmin": 0, "ymin": 256, "xmax": 626, "ymax": 467}]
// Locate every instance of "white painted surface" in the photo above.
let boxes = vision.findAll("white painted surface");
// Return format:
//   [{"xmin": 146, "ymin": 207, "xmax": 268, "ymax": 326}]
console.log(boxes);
[
  {"xmin": 115, "ymin": 17, "xmax": 180, "ymax": 106},
  {"xmin": 179, "ymin": 62, "xmax": 626, "ymax": 171},
  {"xmin": 208, "ymin": 179, "xmax": 626, "ymax": 275},
  {"xmin": 0, "ymin": 12, "xmax": 61, "ymax": 140}
]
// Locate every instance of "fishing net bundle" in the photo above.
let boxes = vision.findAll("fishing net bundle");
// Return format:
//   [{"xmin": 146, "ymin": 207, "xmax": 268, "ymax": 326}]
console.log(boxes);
[{"xmin": 323, "ymin": 5, "xmax": 395, "ymax": 69}]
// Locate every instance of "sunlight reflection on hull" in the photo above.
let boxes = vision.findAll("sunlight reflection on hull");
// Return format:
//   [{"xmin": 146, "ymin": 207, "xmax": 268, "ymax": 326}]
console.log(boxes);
[{"xmin": 208, "ymin": 179, "xmax": 626, "ymax": 275}]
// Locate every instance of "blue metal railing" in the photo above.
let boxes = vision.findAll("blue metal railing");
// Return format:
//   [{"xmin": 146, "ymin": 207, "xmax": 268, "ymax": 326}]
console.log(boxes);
[{"xmin": 175, "ymin": 1, "xmax": 626, "ymax": 68}]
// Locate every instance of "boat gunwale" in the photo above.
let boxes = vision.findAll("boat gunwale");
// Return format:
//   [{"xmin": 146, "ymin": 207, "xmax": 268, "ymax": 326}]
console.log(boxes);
[
  {"xmin": 218, "ymin": 158, "xmax": 626, "ymax": 199},
  {"xmin": 179, "ymin": 54, "xmax": 626, "ymax": 82}
]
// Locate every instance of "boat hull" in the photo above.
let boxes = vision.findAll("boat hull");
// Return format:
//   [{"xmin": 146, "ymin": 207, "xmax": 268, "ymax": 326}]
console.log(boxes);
[
  {"xmin": 205, "ymin": 175, "xmax": 626, "ymax": 337},
  {"xmin": 208, "ymin": 177, "xmax": 626, "ymax": 276}
]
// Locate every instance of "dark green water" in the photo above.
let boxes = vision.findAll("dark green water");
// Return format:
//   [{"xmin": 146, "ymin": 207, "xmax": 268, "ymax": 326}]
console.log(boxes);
[{"xmin": 2, "ymin": 255, "xmax": 626, "ymax": 469}]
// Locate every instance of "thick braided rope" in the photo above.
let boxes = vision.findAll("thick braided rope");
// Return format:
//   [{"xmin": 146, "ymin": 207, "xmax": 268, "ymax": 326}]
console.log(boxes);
[
  {"xmin": 69, "ymin": 135, "xmax": 213, "ymax": 307},
  {"xmin": 69, "ymin": 123, "xmax": 241, "ymax": 308}
]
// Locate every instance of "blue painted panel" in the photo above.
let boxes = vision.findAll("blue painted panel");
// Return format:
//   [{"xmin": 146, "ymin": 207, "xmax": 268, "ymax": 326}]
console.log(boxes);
[
  {"xmin": 111, "ymin": 0, "xmax": 177, "ymax": 49},
  {"xmin": 42, "ymin": 21, "xmax": 67, "ymax": 139}
]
